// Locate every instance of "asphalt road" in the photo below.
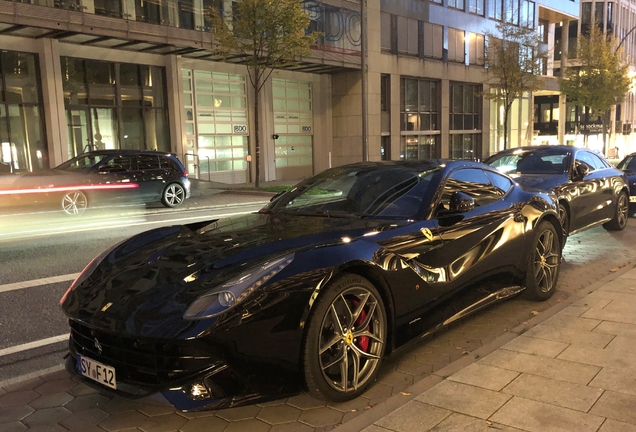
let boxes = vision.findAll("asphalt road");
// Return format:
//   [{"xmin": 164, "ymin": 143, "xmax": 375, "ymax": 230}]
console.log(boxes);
[{"xmin": 0, "ymin": 196, "xmax": 268, "ymax": 382}]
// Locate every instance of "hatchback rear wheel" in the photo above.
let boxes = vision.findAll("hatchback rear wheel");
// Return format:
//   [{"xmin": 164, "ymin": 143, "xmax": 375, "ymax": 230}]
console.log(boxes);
[{"xmin": 162, "ymin": 183, "xmax": 185, "ymax": 208}]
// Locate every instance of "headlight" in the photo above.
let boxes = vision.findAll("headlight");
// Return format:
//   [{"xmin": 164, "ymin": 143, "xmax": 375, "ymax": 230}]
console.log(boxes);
[
  {"xmin": 183, "ymin": 254, "xmax": 294, "ymax": 320},
  {"xmin": 59, "ymin": 241, "xmax": 123, "ymax": 306}
]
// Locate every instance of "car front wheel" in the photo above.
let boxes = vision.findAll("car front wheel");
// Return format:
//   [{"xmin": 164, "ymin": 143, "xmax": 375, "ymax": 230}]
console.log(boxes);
[
  {"xmin": 161, "ymin": 183, "xmax": 185, "ymax": 208},
  {"xmin": 603, "ymin": 191, "xmax": 629, "ymax": 231},
  {"xmin": 303, "ymin": 273, "xmax": 387, "ymax": 402},
  {"xmin": 62, "ymin": 191, "xmax": 87, "ymax": 215},
  {"xmin": 525, "ymin": 220, "xmax": 561, "ymax": 301}
]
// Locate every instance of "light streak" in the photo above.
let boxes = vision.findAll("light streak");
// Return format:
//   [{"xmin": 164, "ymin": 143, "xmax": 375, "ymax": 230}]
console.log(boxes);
[{"xmin": 0, "ymin": 183, "xmax": 139, "ymax": 196}]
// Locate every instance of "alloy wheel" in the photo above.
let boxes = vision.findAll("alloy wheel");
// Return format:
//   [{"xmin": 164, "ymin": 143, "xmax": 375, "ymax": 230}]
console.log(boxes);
[
  {"xmin": 617, "ymin": 193, "xmax": 629, "ymax": 229},
  {"xmin": 62, "ymin": 191, "xmax": 87, "ymax": 215},
  {"xmin": 164, "ymin": 184, "xmax": 184, "ymax": 207},
  {"xmin": 533, "ymin": 228, "xmax": 560, "ymax": 293},
  {"xmin": 318, "ymin": 288, "xmax": 385, "ymax": 393}
]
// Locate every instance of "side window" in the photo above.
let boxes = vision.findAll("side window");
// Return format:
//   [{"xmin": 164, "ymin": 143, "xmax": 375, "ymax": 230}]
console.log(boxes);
[
  {"xmin": 100, "ymin": 155, "xmax": 133, "ymax": 173},
  {"xmin": 629, "ymin": 157, "xmax": 636, "ymax": 172},
  {"xmin": 439, "ymin": 168, "xmax": 500, "ymax": 210},
  {"xmin": 137, "ymin": 155, "xmax": 161, "ymax": 170},
  {"xmin": 588, "ymin": 153, "xmax": 610, "ymax": 170},
  {"xmin": 159, "ymin": 156, "xmax": 175, "ymax": 170},
  {"xmin": 485, "ymin": 170, "xmax": 513, "ymax": 196},
  {"xmin": 575, "ymin": 151, "xmax": 597, "ymax": 171}
]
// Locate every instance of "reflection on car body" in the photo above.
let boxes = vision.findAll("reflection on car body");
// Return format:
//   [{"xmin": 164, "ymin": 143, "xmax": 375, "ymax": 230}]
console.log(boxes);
[
  {"xmin": 0, "ymin": 150, "xmax": 190, "ymax": 214},
  {"xmin": 616, "ymin": 153, "xmax": 636, "ymax": 213},
  {"xmin": 60, "ymin": 160, "xmax": 562, "ymax": 411},
  {"xmin": 485, "ymin": 145, "xmax": 630, "ymax": 241}
]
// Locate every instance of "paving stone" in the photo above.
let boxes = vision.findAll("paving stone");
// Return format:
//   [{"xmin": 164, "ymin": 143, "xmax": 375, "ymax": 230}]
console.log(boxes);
[
  {"xmin": 98, "ymin": 410, "xmax": 149, "ymax": 431},
  {"xmin": 490, "ymin": 396, "xmax": 605, "ymax": 432},
  {"xmin": 573, "ymin": 296, "xmax": 613, "ymax": 309},
  {"xmin": 328, "ymin": 397, "xmax": 374, "ymax": 414},
  {"xmin": 557, "ymin": 305, "xmax": 589, "ymax": 317},
  {"xmin": 540, "ymin": 314, "xmax": 601, "ymax": 331},
  {"xmin": 479, "ymin": 349, "xmax": 600, "ymax": 385},
  {"xmin": 21, "ymin": 424, "xmax": 67, "ymax": 432},
  {"xmin": 501, "ymin": 335, "xmax": 569, "ymax": 358},
  {"xmin": 416, "ymin": 380, "xmax": 511, "ymax": 419},
  {"xmin": 598, "ymin": 278, "xmax": 636, "ymax": 294},
  {"xmin": 376, "ymin": 370, "xmax": 414, "ymax": 387},
  {"xmin": 605, "ymin": 335, "xmax": 636, "ymax": 354},
  {"xmin": 448, "ymin": 363, "xmax": 520, "ymax": 392},
  {"xmin": 28, "ymin": 392, "xmax": 74, "ymax": 409},
  {"xmin": 415, "ymin": 351, "xmax": 452, "ymax": 369},
  {"xmin": 100, "ymin": 397, "xmax": 145, "ymax": 413},
  {"xmin": 298, "ymin": 406, "xmax": 344, "ymax": 427},
  {"xmin": 41, "ymin": 370, "xmax": 72, "ymax": 382},
  {"xmin": 523, "ymin": 324, "xmax": 614, "ymax": 349},
  {"xmin": 0, "ymin": 422, "xmax": 27, "ymax": 432},
  {"xmin": 180, "ymin": 415, "xmax": 229, "ymax": 432},
  {"xmin": 361, "ymin": 382, "xmax": 393, "ymax": 399},
  {"xmin": 396, "ymin": 360, "xmax": 433, "ymax": 376},
  {"xmin": 594, "ymin": 321, "xmax": 636, "ymax": 338},
  {"xmin": 64, "ymin": 393, "xmax": 110, "ymax": 412},
  {"xmin": 599, "ymin": 419, "xmax": 636, "ymax": 432},
  {"xmin": 136, "ymin": 403, "xmax": 176, "ymax": 416},
  {"xmin": 0, "ymin": 405, "xmax": 34, "ymax": 423},
  {"xmin": 589, "ymin": 366, "xmax": 636, "ymax": 397},
  {"xmin": 581, "ymin": 306, "xmax": 636, "ymax": 325},
  {"xmin": 59, "ymin": 407, "xmax": 109, "ymax": 430},
  {"xmin": 34, "ymin": 379, "xmax": 78, "ymax": 396},
  {"xmin": 374, "ymin": 400, "xmax": 450, "ymax": 432},
  {"xmin": 429, "ymin": 412, "xmax": 527, "ymax": 431},
  {"xmin": 257, "ymin": 403, "xmax": 302, "ymax": 424},
  {"xmin": 67, "ymin": 383, "xmax": 101, "ymax": 397},
  {"xmin": 175, "ymin": 409, "xmax": 218, "ymax": 419},
  {"xmin": 361, "ymin": 426, "xmax": 394, "ymax": 432},
  {"xmin": 2, "ymin": 378, "xmax": 47, "ymax": 394},
  {"xmin": 270, "ymin": 422, "xmax": 316, "ymax": 432},
  {"xmin": 217, "ymin": 404, "xmax": 261, "ymax": 421},
  {"xmin": 223, "ymin": 418, "xmax": 272, "ymax": 432},
  {"xmin": 557, "ymin": 345, "xmax": 636, "ymax": 371},
  {"xmin": 286, "ymin": 392, "xmax": 326, "ymax": 410},
  {"xmin": 22, "ymin": 406, "xmax": 72, "ymax": 427},
  {"xmin": 501, "ymin": 373, "xmax": 603, "ymax": 412},
  {"xmin": 139, "ymin": 412, "xmax": 187, "ymax": 431},
  {"xmin": 0, "ymin": 391, "xmax": 40, "ymax": 408},
  {"xmin": 590, "ymin": 391, "xmax": 636, "ymax": 424},
  {"xmin": 619, "ymin": 268, "xmax": 636, "ymax": 279}
]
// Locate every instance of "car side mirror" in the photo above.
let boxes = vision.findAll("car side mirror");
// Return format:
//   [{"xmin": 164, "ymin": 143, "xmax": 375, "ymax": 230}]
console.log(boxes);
[
  {"xmin": 449, "ymin": 191, "xmax": 475, "ymax": 213},
  {"xmin": 574, "ymin": 163, "xmax": 590, "ymax": 180},
  {"xmin": 270, "ymin": 190, "xmax": 286, "ymax": 202}
]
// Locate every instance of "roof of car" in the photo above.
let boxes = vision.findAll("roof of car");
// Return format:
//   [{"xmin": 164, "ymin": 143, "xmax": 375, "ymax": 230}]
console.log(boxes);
[{"xmin": 78, "ymin": 150, "xmax": 176, "ymax": 157}]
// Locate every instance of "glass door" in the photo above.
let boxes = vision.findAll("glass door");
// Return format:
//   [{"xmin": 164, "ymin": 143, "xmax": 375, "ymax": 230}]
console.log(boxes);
[{"xmin": 67, "ymin": 109, "xmax": 91, "ymax": 159}]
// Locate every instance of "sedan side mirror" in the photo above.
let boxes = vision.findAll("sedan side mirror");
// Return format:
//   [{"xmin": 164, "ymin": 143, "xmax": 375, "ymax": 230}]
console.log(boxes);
[
  {"xmin": 449, "ymin": 191, "xmax": 475, "ymax": 213},
  {"xmin": 574, "ymin": 163, "xmax": 590, "ymax": 181}
]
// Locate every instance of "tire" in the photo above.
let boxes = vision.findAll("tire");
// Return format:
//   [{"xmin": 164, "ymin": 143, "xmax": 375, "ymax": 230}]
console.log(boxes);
[
  {"xmin": 303, "ymin": 273, "xmax": 387, "ymax": 402},
  {"xmin": 62, "ymin": 191, "xmax": 87, "ymax": 215},
  {"xmin": 524, "ymin": 221, "xmax": 561, "ymax": 301},
  {"xmin": 161, "ymin": 183, "xmax": 185, "ymax": 208},
  {"xmin": 603, "ymin": 191, "xmax": 629, "ymax": 231},
  {"xmin": 557, "ymin": 203, "xmax": 569, "ymax": 246}
]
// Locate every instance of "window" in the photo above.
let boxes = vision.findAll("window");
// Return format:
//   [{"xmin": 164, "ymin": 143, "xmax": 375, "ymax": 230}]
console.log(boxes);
[
  {"xmin": 450, "ymin": 83, "xmax": 481, "ymax": 131},
  {"xmin": 401, "ymin": 136, "xmax": 439, "ymax": 160},
  {"xmin": 485, "ymin": 170, "xmax": 513, "ymax": 194},
  {"xmin": 575, "ymin": 151, "xmax": 599, "ymax": 171},
  {"xmin": 381, "ymin": 75, "xmax": 390, "ymax": 112},
  {"xmin": 505, "ymin": 0, "xmax": 520, "ymax": 25},
  {"xmin": 468, "ymin": 0, "xmax": 484, "ymax": 15},
  {"xmin": 440, "ymin": 168, "xmax": 501, "ymax": 209},
  {"xmin": 273, "ymin": 79, "xmax": 313, "ymax": 169},
  {"xmin": 587, "ymin": 152, "xmax": 610, "ymax": 170},
  {"xmin": 401, "ymin": 78, "xmax": 439, "ymax": 131},
  {"xmin": 101, "ymin": 155, "xmax": 133, "ymax": 173},
  {"xmin": 595, "ymin": 2, "xmax": 604, "ymax": 30},
  {"xmin": 449, "ymin": 0, "xmax": 465, "ymax": 10},
  {"xmin": 381, "ymin": 136, "xmax": 391, "ymax": 160},
  {"xmin": 488, "ymin": 0, "xmax": 503, "ymax": 20},
  {"xmin": 137, "ymin": 155, "xmax": 161, "ymax": 170},
  {"xmin": 424, "ymin": 23, "xmax": 443, "ymax": 59},
  {"xmin": 448, "ymin": 28, "xmax": 465, "ymax": 63},
  {"xmin": 397, "ymin": 16, "xmax": 419, "ymax": 55},
  {"xmin": 520, "ymin": 0, "xmax": 535, "ymax": 28},
  {"xmin": 468, "ymin": 33, "xmax": 485, "ymax": 65},
  {"xmin": 381, "ymin": 12, "xmax": 393, "ymax": 52},
  {"xmin": 450, "ymin": 134, "xmax": 481, "ymax": 160}
]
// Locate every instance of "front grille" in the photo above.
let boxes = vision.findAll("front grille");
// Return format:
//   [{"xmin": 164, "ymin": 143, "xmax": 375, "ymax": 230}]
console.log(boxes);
[{"xmin": 70, "ymin": 321, "xmax": 218, "ymax": 387}]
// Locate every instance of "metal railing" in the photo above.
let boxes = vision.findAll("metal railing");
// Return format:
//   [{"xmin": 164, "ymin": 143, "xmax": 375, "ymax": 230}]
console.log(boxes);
[{"xmin": 182, "ymin": 151, "xmax": 211, "ymax": 181}]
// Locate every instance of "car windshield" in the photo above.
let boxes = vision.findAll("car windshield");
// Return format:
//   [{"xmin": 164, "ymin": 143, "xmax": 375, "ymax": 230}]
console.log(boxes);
[
  {"xmin": 487, "ymin": 149, "xmax": 570, "ymax": 175},
  {"xmin": 56, "ymin": 154, "xmax": 107, "ymax": 171},
  {"xmin": 617, "ymin": 156, "xmax": 635, "ymax": 172},
  {"xmin": 264, "ymin": 165, "xmax": 440, "ymax": 219}
]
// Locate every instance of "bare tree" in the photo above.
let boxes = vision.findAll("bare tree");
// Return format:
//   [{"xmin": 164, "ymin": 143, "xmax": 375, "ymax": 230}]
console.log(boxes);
[
  {"xmin": 208, "ymin": 0, "xmax": 320, "ymax": 187},
  {"xmin": 483, "ymin": 21, "xmax": 545, "ymax": 150}
]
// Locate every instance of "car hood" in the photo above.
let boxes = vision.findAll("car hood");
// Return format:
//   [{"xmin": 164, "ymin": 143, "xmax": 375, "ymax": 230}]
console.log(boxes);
[
  {"xmin": 509, "ymin": 173, "xmax": 569, "ymax": 192},
  {"xmin": 61, "ymin": 212, "xmax": 401, "ymax": 338}
]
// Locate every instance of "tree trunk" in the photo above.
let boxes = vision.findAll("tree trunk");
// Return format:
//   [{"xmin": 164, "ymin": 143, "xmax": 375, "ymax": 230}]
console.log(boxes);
[
  {"xmin": 503, "ymin": 102, "xmax": 510, "ymax": 151},
  {"xmin": 253, "ymin": 69, "xmax": 260, "ymax": 188},
  {"xmin": 601, "ymin": 111, "xmax": 608, "ymax": 157}
]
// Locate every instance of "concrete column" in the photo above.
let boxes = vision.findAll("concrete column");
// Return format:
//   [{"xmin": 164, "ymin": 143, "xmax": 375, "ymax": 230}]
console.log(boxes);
[
  {"xmin": 558, "ymin": 93, "xmax": 567, "ymax": 145},
  {"xmin": 558, "ymin": 20, "xmax": 569, "ymax": 145},
  {"xmin": 546, "ymin": 23, "xmax": 555, "ymax": 76},
  {"xmin": 389, "ymin": 72, "xmax": 401, "ymax": 160},
  {"xmin": 38, "ymin": 39, "xmax": 68, "ymax": 166},
  {"xmin": 165, "ymin": 55, "xmax": 185, "ymax": 157},
  {"xmin": 441, "ymin": 78, "xmax": 450, "ymax": 158}
]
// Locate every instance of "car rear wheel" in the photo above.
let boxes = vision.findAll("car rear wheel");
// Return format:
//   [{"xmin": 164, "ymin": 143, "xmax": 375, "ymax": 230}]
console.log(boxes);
[
  {"xmin": 161, "ymin": 183, "xmax": 185, "ymax": 208},
  {"xmin": 62, "ymin": 191, "xmax": 87, "ymax": 215},
  {"xmin": 603, "ymin": 191, "xmax": 629, "ymax": 231},
  {"xmin": 303, "ymin": 273, "xmax": 387, "ymax": 402},
  {"xmin": 525, "ymin": 221, "xmax": 561, "ymax": 301}
]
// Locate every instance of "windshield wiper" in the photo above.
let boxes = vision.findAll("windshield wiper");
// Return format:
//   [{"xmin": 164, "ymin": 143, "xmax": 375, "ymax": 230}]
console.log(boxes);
[{"xmin": 281, "ymin": 209, "xmax": 364, "ymax": 219}]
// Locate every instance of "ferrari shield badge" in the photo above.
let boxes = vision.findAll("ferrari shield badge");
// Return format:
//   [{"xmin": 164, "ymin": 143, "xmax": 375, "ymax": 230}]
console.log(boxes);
[{"xmin": 421, "ymin": 228, "xmax": 434, "ymax": 241}]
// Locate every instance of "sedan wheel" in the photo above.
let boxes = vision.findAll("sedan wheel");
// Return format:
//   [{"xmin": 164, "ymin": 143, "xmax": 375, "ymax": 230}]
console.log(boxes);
[
  {"xmin": 603, "ymin": 192, "xmax": 629, "ymax": 231},
  {"xmin": 304, "ymin": 274, "xmax": 386, "ymax": 402},
  {"xmin": 162, "ymin": 183, "xmax": 185, "ymax": 208},
  {"xmin": 525, "ymin": 221, "xmax": 561, "ymax": 301},
  {"xmin": 62, "ymin": 191, "xmax": 87, "ymax": 215}
]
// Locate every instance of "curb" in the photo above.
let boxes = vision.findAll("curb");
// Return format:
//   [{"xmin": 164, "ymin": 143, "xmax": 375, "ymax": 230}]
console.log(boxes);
[{"xmin": 333, "ymin": 263, "xmax": 636, "ymax": 432}]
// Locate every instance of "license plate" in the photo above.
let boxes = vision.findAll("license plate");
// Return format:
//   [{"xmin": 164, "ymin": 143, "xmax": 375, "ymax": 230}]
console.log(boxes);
[
  {"xmin": 630, "ymin": 196, "xmax": 636, "ymax": 203},
  {"xmin": 77, "ymin": 354, "xmax": 117, "ymax": 389}
]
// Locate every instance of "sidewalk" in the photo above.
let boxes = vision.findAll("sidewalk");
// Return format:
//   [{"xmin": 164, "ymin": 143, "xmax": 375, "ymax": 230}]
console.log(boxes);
[{"xmin": 337, "ymin": 266, "xmax": 636, "ymax": 432}]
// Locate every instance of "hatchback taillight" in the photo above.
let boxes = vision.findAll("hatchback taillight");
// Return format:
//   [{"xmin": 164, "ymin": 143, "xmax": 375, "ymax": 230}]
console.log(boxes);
[{"xmin": 184, "ymin": 170, "xmax": 188, "ymax": 177}]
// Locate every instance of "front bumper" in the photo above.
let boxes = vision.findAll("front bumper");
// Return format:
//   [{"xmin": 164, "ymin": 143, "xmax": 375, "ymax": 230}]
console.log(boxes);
[{"xmin": 66, "ymin": 321, "xmax": 297, "ymax": 411}]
